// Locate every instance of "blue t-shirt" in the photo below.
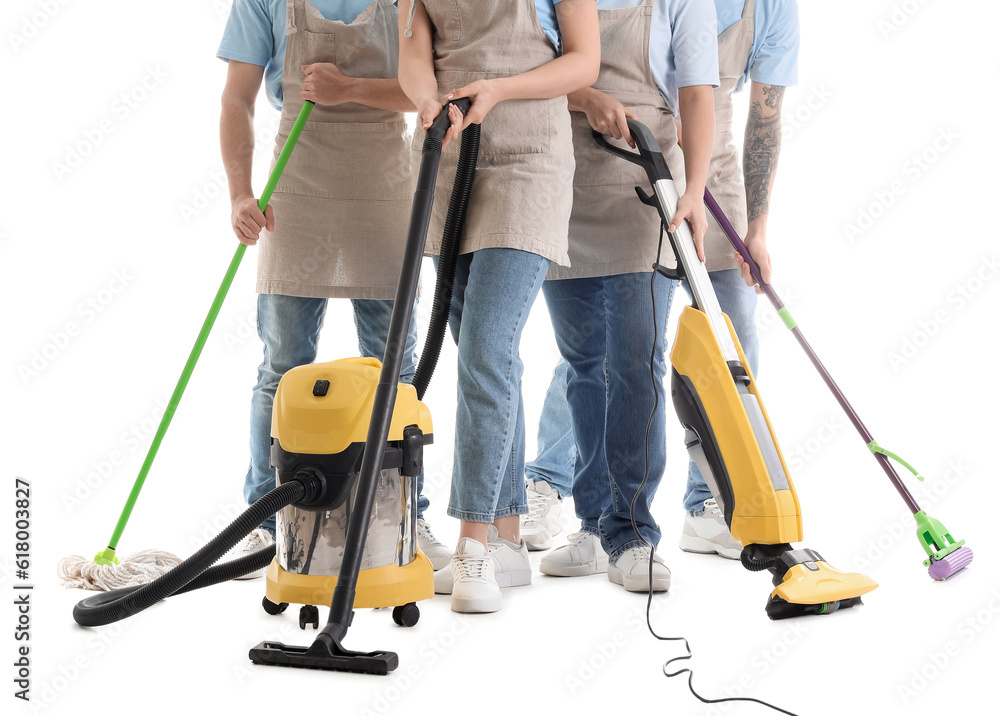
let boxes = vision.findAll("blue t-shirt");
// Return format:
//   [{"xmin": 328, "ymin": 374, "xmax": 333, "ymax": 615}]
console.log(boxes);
[
  {"xmin": 596, "ymin": 0, "xmax": 720, "ymax": 115},
  {"xmin": 536, "ymin": 0, "xmax": 568, "ymax": 52},
  {"xmin": 218, "ymin": 0, "xmax": 378, "ymax": 111},
  {"xmin": 715, "ymin": 0, "xmax": 799, "ymax": 91}
]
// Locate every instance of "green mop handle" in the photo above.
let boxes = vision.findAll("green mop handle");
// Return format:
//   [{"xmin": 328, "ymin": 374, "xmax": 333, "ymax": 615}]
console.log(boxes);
[{"xmin": 94, "ymin": 102, "xmax": 314, "ymax": 566}]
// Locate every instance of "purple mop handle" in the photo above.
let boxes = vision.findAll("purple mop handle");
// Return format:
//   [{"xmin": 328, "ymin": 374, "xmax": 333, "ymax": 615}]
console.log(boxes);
[{"xmin": 702, "ymin": 188, "xmax": 922, "ymax": 514}]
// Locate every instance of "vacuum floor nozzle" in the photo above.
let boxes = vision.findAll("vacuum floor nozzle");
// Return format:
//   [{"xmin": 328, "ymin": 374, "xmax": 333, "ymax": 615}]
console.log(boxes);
[
  {"xmin": 249, "ymin": 641, "xmax": 398, "ymax": 675},
  {"xmin": 928, "ymin": 546, "xmax": 974, "ymax": 581}
]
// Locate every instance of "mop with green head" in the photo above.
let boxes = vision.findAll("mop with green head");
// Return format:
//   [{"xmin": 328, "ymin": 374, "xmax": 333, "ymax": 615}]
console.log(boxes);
[{"xmin": 58, "ymin": 103, "xmax": 314, "ymax": 591}]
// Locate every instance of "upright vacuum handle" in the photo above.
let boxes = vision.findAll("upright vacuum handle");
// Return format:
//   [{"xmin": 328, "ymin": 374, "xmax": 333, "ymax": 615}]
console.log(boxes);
[{"xmin": 592, "ymin": 118, "xmax": 674, "ymax": 183}]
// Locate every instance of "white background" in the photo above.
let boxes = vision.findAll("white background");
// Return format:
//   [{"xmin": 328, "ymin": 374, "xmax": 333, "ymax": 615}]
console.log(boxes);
[{"xmin": 3, "ymin": 1, "xmax": 999, "ymax": 715}]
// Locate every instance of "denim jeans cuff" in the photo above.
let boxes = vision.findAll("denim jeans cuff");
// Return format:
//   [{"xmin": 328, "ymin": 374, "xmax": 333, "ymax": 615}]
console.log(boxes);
[
  {"xmin": 445, "ymin": 508, "xmax": 497, "ymax": 523},
  {"xmin": 492, "ymin": 504, "xmax": 528, "ymax": 520}
]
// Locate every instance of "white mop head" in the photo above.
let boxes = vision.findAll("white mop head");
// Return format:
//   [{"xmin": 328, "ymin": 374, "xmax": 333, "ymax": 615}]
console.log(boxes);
[{"xmin": 58, "ymin": 550, "xmax": 182, "ymax": 591}]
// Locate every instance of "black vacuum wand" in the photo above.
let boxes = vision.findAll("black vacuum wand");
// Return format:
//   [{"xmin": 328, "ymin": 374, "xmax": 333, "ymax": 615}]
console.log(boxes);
[{"xmin": 249, "ymin": 98, "xmax": 476, "ymax": 674}]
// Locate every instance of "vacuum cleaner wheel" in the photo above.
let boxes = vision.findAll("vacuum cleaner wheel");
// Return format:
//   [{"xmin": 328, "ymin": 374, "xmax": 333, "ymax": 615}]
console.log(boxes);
[{"xmin": 261, "ymin": 597, "xmax": 289, "ymax": 615}]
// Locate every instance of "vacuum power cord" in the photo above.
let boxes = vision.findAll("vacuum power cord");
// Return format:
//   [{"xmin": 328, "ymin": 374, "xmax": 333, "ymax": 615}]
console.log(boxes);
[{"xmin": 634, "ymin": 223, "xmax": 798, "ymax": 716}]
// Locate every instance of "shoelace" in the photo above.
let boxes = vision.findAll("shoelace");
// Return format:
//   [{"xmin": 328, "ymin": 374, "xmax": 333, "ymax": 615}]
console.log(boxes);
[
  {"xmin": 702, "ymin": 498, "xmax": 723, "ymax": 518},
  {"xmin": 456, "ymin": 555, "xmax": 490, "ymax": 580},
  {"xmin": 417, "ymin": 521, "xmax": 442, "ymax": 546},
  {"xmin": 526, "ymin": 486, "xmax": 555, "ymax": 521}
]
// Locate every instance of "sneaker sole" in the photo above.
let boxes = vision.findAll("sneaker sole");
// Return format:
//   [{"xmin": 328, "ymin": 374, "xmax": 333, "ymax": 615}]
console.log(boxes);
[
  {"xmin": 539, "ymin": 560, "xmax": 608, "ymax": 577},
  {"xmin": 496, "ymin": 569, "xmax": 532, "ymax": 588},
  {"xmin": 678, "ymin": 534, "xmax": 741, "ymax": 560},
  {"xmin": 451, "ymin": 594, "xmax": 502, "ymax": 613},
  {"xmin": 608, "ymin": 566, "xmax": 671, "ymax": 592}
]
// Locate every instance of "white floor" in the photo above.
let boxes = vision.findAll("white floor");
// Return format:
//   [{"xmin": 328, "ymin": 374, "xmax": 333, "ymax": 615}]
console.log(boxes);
[{"xmin": 41, "ymin": 508, "xmax": 990, "ymax": 716}]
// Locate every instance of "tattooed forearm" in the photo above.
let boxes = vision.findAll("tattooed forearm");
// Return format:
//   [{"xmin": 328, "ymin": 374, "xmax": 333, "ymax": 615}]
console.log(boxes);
[
  {"xmin": 743, "ymin": 85, "xmax": 785, "ymax": 223},
  {"xmin": 763, "ymin": 84, "xmax": 784, "ymax": 110}
]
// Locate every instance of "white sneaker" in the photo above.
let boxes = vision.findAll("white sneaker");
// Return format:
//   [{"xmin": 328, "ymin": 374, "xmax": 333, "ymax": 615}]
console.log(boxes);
[
  {"xmin": 450, "ymin": 538, "xmax": 502, "ymax": 613},
  {"xmin": 434, "ymin": 524, "xmax": 532, "ymax": 594},
  {"xmin": 608, "ymin": 545, "xmax": 671, "ymax": 592},
  {"xmin": 417, "ymin": 518, "xmax": 452, "ymax": 571},
  {"xmin": 678, "ymin": 498, "xmax": 742, "ymax": 560},
  {"xmin": 222, "ymin": 528, "xmax": 275, "ymax": 580},
  {"xmin": 521, "ymin": 479, "xmax": 566, "ymax": 551},
  {"xmin": 539, "ymin": 531, "xmax": 608, "ymax": 577}
]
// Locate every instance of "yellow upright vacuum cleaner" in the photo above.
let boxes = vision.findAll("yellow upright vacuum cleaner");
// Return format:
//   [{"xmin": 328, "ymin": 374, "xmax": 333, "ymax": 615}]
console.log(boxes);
[
  {"xmin": 73, "ymin": 99, "xmax": 477, "ymax": 674},
  {"xmin": 594, "ymin": 120, "xmax": 878, "ymax": 619}
]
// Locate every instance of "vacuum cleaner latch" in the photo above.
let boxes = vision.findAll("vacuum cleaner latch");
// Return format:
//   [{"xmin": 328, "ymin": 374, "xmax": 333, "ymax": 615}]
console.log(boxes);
[{"xmin": 401, "ymin": 425, "xmax": 424, "ymax": 477}]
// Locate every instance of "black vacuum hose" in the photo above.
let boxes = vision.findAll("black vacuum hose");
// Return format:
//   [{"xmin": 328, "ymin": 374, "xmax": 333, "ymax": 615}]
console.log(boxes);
[
  {"xmin": 73, "ymin": 480, "xmax": 306, "ymax": 627},
  {"xmin": 411, "ymin": 124, "xmax": 481, "ymax": 400}
]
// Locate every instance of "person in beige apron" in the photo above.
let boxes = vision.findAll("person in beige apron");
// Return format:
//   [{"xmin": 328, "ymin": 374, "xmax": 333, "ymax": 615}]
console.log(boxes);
[
  {"xmin": 522, "ymin": 0, "xmax": 718, "ymax": 593},
  {"xmin": 397, "ymin": 0, "xmax": 600, "ymax": 613},
  {"xmin": 217, "ymin": 0, "xmax": 450, "ymax": 573},
  {"xmin": 677, "ymin": 0, "xmax": 800, "ymax": 558},
  {"xmin": 522, "ymin": 0, "xmax": 801, "ymax": 575}
]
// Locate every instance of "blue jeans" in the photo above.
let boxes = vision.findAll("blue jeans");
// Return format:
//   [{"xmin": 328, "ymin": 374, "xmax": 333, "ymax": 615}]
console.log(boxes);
[
  {"xmin": 680, "ymin": 269, "xmax": 758, "ymax": 513},
  {"xmin": 445, "ymin": 248, "xmax": 549, "ymax": 523},
  {"xmin": 246, "ymin": 293, "xmax": 420, "ymax": 535},
  {"xmin": 543, "ymin": 272, "xmax": 674, "ymax": 562},
  {"xmin": 524, "ymin": 360, "xmax": 576, "ymax": 498},
  {"xmin": 527, "ymin": 268, "xmax": 759, "ymax": 520}
]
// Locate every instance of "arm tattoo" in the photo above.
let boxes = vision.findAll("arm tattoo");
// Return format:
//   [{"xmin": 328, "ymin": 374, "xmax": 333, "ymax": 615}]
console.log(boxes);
[{"xmin": 743, "ymin": 85, "xmax": 785, "ymax": 223}]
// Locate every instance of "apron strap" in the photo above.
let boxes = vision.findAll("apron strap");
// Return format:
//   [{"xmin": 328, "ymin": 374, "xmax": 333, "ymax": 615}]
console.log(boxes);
[{"xmin": 404, "ymin": 0, "xmax": 418, "ymax": 37}]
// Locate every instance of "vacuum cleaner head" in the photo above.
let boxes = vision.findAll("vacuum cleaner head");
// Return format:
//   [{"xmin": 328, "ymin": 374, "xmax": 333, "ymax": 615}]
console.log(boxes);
[{"xmin": 249, "ymin": 640, "xmax": 398, "ymax": 675}]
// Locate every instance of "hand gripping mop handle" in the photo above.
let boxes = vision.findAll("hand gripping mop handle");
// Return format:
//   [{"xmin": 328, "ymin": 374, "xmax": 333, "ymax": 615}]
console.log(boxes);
[{"xmin": 94, "ymin": 102, "xmax": 315, "ymax": 566}]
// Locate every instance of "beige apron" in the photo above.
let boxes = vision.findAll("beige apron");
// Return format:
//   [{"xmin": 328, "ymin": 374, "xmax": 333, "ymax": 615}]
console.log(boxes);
[
  {"xmin": 258, "ymin": 0, "xmax": 412, "ymax": 300},
  {"xmin": 549, "ymin": 0, "xmax": 687, "ymax": 280},
  {"xmin": 412, "ymin": 0, "xmax": 575, "ymax": 266},
  {"xmin": 703, "ymin": 0, "xmax": 756, "ymax": 271}
]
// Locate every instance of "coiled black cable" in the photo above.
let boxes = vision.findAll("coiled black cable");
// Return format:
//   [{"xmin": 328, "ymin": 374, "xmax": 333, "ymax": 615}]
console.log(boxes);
[
  {"xmin": 411, "ymin": 124, "xmax": 481, "ymax": 400},
  {"xmin": 634, "ymin": 223, "xmax": 798, "ymax": 716},
  {"xmin": 73, "ymin": 480, "xmax": 306, "ymax": 627}
]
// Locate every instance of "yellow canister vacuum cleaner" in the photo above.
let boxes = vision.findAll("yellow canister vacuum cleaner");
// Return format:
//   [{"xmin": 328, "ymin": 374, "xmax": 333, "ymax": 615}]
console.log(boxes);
[
  {"xmin": 594, "ymin": 120, "xmax": 879, "ymax": 619},
  {"xmin": 72, "ymin": 99, "xmax": 477, "ymax": 674}
]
